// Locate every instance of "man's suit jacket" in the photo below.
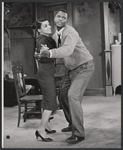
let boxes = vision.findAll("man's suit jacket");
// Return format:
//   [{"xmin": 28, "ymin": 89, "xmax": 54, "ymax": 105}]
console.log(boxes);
[{"xmin": 52, "ymin": 25, "xmax": 93, "ymax": 70}]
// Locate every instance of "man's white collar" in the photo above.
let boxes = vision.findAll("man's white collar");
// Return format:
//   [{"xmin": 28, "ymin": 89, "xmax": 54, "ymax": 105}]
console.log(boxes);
[{"xmin": 55, "ymin": 27, "xmax": 65, "ymax": 35}]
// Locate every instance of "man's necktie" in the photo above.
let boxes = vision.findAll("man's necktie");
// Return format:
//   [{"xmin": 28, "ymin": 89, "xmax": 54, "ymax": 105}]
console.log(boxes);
[
  {"xmin": 55, "ymin": 34, "xmax": 61, "ymax": 67},
  {"xmin": 58, "ymin": 34, "xmax": 61, "ymax": 47}
]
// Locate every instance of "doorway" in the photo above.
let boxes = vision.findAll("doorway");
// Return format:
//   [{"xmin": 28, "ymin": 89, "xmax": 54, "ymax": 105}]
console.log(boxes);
[
  {"xmin": 37, "ymin": 3, "xmax": 71, "ymax": 77},
  {"xmin": 36, "ymin": 2, "xmax": 105, "ymax": 95},
  {"xmin": 37, "ymin": 2, "xmax": 72, "ymax": 36}
]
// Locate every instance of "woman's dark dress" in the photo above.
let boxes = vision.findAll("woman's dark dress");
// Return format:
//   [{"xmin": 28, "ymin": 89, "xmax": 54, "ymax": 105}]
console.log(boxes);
[{"xmin": 36, "ymin": 35, "xmax": 57, "ymax": 110}]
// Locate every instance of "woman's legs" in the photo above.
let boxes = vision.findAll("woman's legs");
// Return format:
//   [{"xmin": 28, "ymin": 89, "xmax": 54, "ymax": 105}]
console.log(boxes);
[
  {"xmin": 36, "ymin": 63, "xmax": 57, "ymax": 138},
  {"xmin": 38, "ymin": 110, "xmax": 52, "ymax": 138}
]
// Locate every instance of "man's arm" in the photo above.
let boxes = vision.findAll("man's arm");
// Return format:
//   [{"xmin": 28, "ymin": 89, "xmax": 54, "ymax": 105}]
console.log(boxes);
[
  {"xmin": 41, "ymin": 28, "xmax": 80, "ymax": 58},
  {"xmin": 51, "ymin": 29, "xmax": 79, "ymax": 58}
]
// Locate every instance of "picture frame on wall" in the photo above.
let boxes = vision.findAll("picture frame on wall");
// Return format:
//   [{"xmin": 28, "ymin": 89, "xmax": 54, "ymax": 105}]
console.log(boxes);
[{"xmin": 5, "ymin": 2, "xmax": 35, "ymax": 28}]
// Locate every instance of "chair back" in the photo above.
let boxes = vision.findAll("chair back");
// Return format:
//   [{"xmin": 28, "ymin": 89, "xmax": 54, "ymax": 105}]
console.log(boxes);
[{"xmin": 12, "ymin": 64, "xmax": 26, "ymax": 100}]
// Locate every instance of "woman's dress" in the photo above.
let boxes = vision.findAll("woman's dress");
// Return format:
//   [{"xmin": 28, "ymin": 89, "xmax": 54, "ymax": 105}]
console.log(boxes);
[{"xmin": 36, "ymin": 35, "xmax": 57, "ymax": 110}]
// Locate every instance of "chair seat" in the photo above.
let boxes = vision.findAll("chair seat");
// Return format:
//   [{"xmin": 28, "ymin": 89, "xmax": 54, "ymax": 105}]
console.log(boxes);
[{"xmin": 20, "ymin": 95, "xmax": 43, "ymax": 101}]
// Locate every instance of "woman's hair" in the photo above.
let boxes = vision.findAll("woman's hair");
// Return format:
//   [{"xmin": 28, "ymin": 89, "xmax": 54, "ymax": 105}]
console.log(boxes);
[
  {"xmin": 36, "ymin": 18, "xmax": 48, "ymax": 29},
  {"xmin": 31, "ymin": 18, "xmax": 48, "ymax": 30}
]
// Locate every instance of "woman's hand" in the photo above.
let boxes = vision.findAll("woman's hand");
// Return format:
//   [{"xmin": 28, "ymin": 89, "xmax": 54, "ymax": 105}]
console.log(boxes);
[
  {"xmin": 34, "ymin": 51, "xmax": 41, "ymax": 60},
  {"xmin": 40, "ymin": 44, "xmax": 50, "ymax": 58},
  {"xmin": 34, "ymin": 44, "xmax": 50, "ymax": 59},
  {"xmin": 40, "ymin": 44, "xmax": 49, "ymax": 54}
]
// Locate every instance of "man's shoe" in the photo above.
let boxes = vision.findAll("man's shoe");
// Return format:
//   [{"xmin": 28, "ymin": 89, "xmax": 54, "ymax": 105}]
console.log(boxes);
[
  {"xmin": 61, "ymin": 126, "xmax": 72, "ymax": 132},
  {"xmin": 66, "ymin": 135, "xmax": 85, "ymax": 144},
  {"xmin": 65, "ymin": 134, "xmax": 75, "ymax": 141}
]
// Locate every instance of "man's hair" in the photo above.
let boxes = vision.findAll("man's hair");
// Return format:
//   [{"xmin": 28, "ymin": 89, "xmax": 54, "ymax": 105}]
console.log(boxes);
[{"xmin": 55, "ymin": 9, "xmax": 69, "ymax": 18}]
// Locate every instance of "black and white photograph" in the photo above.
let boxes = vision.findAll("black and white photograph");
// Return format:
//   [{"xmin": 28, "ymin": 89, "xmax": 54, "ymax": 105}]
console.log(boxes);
[{"xmin": 2, "ymin": 1, "xmax": 121, "ymax": 148}]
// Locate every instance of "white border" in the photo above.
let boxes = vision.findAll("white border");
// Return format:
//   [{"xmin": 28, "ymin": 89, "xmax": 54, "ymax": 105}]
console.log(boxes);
[{"xmin": 2, "ymin": 2, "xmax": 4, "ymax": 148}]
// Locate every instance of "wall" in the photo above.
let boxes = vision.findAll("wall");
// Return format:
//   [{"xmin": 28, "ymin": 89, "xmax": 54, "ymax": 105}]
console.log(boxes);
[
  {"xmin": 4, "ymin": 6, "xmax": 12, "ymax": 75},
  {"xmin": 9, "ymin": 27, "xmax": 37, "ymax": 76},
  {"xmin": 4, "ymin": 2, "xmax": 121, "ymax": 94},
  {"xmin": 4, "ymin": 3, "xmax": 36, "ymax": 77},
  {"xmin": 72, "ymin": 2, "xmax": 104, "ymax": 90},
  {"xmin": 4, "ymin": 30, "xmax": 11, "ymax": 75},
  {"xmin": 109, "ymin": 8, "xmax": 121, "ymax": 45}
]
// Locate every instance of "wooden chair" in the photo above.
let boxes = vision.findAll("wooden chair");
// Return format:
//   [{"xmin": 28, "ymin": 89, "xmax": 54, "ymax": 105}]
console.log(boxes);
[{"xmin": 12, "ymin": 64, "xmax": 43, "ymax": 127}]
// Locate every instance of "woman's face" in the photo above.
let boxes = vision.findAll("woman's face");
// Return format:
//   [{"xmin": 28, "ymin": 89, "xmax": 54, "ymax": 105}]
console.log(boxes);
[{"xmin": 38, "ymin": 20, "xmax": 52, "ymax": 36}]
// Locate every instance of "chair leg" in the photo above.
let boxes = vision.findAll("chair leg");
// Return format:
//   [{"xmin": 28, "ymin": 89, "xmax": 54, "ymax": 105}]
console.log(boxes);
[
  {"xmin": 23, "ymin": 113, "xmax": 27, "ymax": 122},
  {"xmin": 17, "ymin": 105, "xmax": 21, "ymax": 127},
  {"xmin": 23, "ymin": 102, "xmax": 27, "ymax": 122}
]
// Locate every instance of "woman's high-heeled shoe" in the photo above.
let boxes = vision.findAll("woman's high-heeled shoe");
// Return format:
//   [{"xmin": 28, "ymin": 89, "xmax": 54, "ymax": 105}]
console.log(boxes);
[
  {"xmin": 48, "ymin": 116, "xmax": 54, "ymax": 122},
  {"xmin": 35, "ymin": 130, "xmax": 53, "ymax": 142},
  {"xmin": 45, "ymin": 129, "xmax": 56, "ymax": 134}
]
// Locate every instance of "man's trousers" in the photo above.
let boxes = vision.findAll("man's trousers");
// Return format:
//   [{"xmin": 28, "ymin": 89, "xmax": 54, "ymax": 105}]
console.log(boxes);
[{"xmin": 59, "ymin": 60, "xmax": 95, "ymax": 137}]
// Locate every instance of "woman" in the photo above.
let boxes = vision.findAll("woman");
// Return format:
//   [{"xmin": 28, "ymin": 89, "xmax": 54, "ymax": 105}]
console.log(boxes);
[{"xmin": 34, "ymin": 18, "xmax": 57, "ymax": 142}]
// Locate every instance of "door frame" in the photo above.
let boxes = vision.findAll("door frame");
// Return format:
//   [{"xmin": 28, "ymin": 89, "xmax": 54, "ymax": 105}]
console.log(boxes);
[
  {"xmin": 36, "ymin": 2, "xmax": 72, "ymax": 26},
  {"xmin": 36, "ymin": 2, "xmax": 107, "ymax": 96}
]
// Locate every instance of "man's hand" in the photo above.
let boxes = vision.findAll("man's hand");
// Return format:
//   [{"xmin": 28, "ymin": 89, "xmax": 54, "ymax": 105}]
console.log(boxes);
[
  {"xmin": 41, "ymin": 50, "xmax": 50, "ymax": 58},
  {"xmin": 34, "ymin": 44, "xmax": 50, "ymax": 59}
]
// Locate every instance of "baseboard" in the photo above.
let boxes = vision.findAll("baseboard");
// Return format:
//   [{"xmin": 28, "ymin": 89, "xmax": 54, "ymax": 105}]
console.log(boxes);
[{"xmin": 84, "ymin": 88, "xmax": 105, "ymax": 96}]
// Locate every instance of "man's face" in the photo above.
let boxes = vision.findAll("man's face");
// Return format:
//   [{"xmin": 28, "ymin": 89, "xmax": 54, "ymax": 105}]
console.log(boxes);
[{"xmin": 54, "ymin": 11, "xmax": 68, "ymax": 28}]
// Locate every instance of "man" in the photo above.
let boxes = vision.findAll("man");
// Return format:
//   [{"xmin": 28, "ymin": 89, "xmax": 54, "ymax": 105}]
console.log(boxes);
[{"xmin": 41, "ymin": 9, "xmax": 95, "ymax": 144}]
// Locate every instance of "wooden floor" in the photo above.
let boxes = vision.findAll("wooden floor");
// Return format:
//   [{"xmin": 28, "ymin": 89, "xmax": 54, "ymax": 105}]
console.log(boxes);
[{"xmin": 3, "ymin": 95, "xmax": 121, "ymax": 148}]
